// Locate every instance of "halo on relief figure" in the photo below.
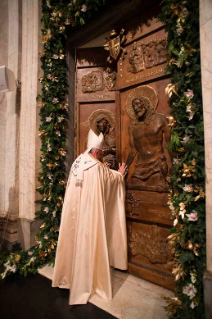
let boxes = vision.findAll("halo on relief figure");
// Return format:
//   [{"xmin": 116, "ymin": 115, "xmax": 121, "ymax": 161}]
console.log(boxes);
[
  {"xmin": 88, "ymin": 109, "xmax": 115, "ymax": 135},
  {"xmin": 126, "ymin": 85, "xmax": 158, "ymax": 120}
]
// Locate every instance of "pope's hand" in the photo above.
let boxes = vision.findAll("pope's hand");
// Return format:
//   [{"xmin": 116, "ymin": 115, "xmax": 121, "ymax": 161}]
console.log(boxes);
[{"xmin": 118, "ymin": 163, "xmax": 127, "ymax": 176}]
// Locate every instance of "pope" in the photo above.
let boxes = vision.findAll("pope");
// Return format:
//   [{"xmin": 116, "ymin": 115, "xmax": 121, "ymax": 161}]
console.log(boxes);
[{"xmin": 52, "ymin": 129, "xmax": 128, "ymax": 305}]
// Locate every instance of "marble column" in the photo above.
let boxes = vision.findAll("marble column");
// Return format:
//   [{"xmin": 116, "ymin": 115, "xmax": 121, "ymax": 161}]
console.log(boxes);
[
  {"xmin": 19, "ymin": 0, "xmax": 41, "ymax": 249},
  {"xmin": 0, "ymin": 0, "xmax": 8, "ymax": 222},
  {"xmin": 0, "ymin": 0, "xmax": 21, "ymax": 249},
  {"xmin": 200, "ymin": 0, "xmax": 212, "ymax": 318}
]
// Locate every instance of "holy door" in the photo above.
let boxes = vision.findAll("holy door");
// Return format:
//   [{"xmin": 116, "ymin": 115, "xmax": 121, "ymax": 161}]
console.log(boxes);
[{"xmin": 74, "ymin": 2, "xmax": 174, "ymax": 290}]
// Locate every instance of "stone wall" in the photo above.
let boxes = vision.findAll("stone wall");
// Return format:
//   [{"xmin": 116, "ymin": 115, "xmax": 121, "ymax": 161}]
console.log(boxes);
[
  {"xmin": 0, "ymin": 0, "xmax": 21, "ymax": 249},
  {"xmin": 0, "ymin": 0, "xmax": 42, "ymax": 250}
]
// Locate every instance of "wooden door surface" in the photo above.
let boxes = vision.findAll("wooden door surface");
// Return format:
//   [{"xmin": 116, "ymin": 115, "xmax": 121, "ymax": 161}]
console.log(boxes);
[
  {"xmin": 116, "ymin": 4, "xmax": 174, "ymax": 290},
  {"xmin": 75, "ymin": 47, "xmax": 119, "ymax": 169},
  {"xmin": 75, "ymin": 2, "xmax": 174, "ymax": 290}
]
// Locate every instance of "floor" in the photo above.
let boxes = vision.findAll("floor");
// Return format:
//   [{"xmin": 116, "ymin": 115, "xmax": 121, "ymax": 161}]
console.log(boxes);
[
  {"xmin": 39, "ymin": 265, "xmax": 174, "ymax": 319},
  {"xmin": 0, "ymin": 273, "xmax": 116, "ymax": 319}
]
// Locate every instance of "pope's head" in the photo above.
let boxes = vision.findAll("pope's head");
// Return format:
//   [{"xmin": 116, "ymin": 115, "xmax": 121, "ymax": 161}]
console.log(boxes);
[{"xmin": 90, "ymin": 148, "xmax": 103, "ymax": 160}]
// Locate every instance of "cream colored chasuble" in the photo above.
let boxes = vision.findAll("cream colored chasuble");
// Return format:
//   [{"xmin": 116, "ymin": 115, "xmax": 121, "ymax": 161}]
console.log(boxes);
[{"xmin": 52, "ymin": 153, "xmax": 128, "ymax": 305}]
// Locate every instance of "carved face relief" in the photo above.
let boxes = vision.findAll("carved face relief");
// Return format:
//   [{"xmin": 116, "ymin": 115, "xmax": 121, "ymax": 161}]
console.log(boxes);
[
  {"xmin": 126, "ymin": 85, "xmax": 158, "ymax": 120},
  {"xmin": 132, "ymin": 98, "xmax": 147, "ymax": 118},
  {"xmin": 97, "ymin": 118, "xmax": 109, "ymax": 134}
]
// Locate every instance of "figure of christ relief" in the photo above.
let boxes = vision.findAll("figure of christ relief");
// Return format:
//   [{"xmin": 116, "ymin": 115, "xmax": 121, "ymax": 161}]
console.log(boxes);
[
  {"xmin": 88, "ymin": 109, "xmax": 117, "ymax": 169},
  {"xmin": 126, "ymin": 96, "xmax": 171, "ymax": 189}
]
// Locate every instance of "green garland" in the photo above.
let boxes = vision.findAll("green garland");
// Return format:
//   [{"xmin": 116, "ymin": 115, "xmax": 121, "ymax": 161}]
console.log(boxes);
[
  {"xmin": 0, "ymin": 0, "xmax": 110, "ymax": 278},
  {"xmin": 159, "ymin": 0, "xmax": 205, "ymax": 318},
  {"xmin": 0, "ymin": 1, "xmax": 206, "ymax": 318}
]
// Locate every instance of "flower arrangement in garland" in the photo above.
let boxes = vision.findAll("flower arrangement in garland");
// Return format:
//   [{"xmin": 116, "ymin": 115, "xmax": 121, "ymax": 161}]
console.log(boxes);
[
  {"xmin": 0, "ymin": 0, "xmax": 110, "ymax": 279},
  {"xmin": 159, "ymin": 0, "xmax": 205, "ymax": 318}
]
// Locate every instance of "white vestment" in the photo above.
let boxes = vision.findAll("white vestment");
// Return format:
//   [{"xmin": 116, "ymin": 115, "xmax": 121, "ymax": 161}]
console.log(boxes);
[{"xmin": 52, "ymin": 153, "xmax": 128, "ymax": 305}]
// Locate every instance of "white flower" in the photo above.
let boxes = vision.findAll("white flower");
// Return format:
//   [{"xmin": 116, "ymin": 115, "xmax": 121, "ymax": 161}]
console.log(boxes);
[
  {"xmin": 46, "ymin": 116, "xmax": 52, "ymax": 122},
  {"xmin": 191, "ymin": 273, "xmax": 196, "ymax": 284},
  {"xmin": 28, "ymin": 251, "xmax": 33, "ymax": 256},
  {"xmin": 184, "ymin": 89, "xmax": 194, "ymax": 99},
  {"xmin": 182, "ymin": 136, "xmax": 190, "ymax": 144},
  {"xmin": 44, "ymin": 207, "xmax": 49, "ymax": 213},
  {"xmin": 183, "ymin": 184, "xmax": 193, "ymax": 193},
  {"xmin": 81, "ymin": 4, "xmax": 87, "ymax": 12},
  {"xmin": 37, "ymin": 241, "xmax": 42, "ymax": 248},
  {"xmin": 177, "ymin": 24, "xmax": 183, "ymax": 35},
  {"xmin": 173, "ymin": 158, "xmax": 180, "ymax": 164},
  {"xmin": 3, "ymin": 261, "xmax": 17, "ymax": 274},
  {"xmin": 173, "ymin": 219, "xmax": 178, "ymax": 226},
  {"xmin": 53, "ymin": 54, "xmax": 59, "ymax": 59},
  {"xmin": 46, "ymin": 0, "xmax": 51, "ymax": 8},
  {"xmin": 165, "ymin": 83, "xmax": 176, "ymax": 97},
  {"xmin": 172, "ymin": 60, "xmax": 181, "ymax": 68},
  {"xmin": 55, "ymin": 130, "xmax": 61, "ymax": 136},
  {"xmin": 47, "ymin": 74, "xmax": 52, "ymax": 79},
  {"xmin": 186, "ymin": 210, "xmax": 198, "ymax": 222},
  {"xmin": 183, "ymin": 283, "xmax": 197, "ymax": 299},
  {"xmin": 179, "ymin": 211, "xmax": 186, "ymax": 219},
  {"xmin": 52, "ymin": 211, "xmax": 56, "ymax": 218},
  {"xmin": 44, "ymin": 235, "xmax": 49, "ymax": 240},
  {"xmin": 190, "ymin": 301, "xmax": 196, "ymax": 309},
  {"xmin": 47, "ymin": 29, "xmax": 51, "ymax": 35},
  {"xmin": 47, "ymin": 143, "xmax": 52, "ymax": 152},
  {"xmin": 186, "ymin": 104, "xmax": 195, "ymax": 120},
  {"xmin": 4, "ymin": 260, "xmax": 10, "ymax": 267},
  {"xmin": 179, "ymin": 202, "xmax": 186, "ymax": 219},
  {"xmin": 47, "ymin": 173, "xmax": 52, "ymax": 180},
  {"xmin": 10, "ymin": 265, "xmax": 17, "ymax": 273},
  {"xmin": 167, "ymin": 199, "xmax": 175, "ymax": 214},
  {"xmin": 58, "ymin": 116, "xmax": 64, "ymax": 122},
  {"xmin": 182, "ymin": 7, "xmax": 189, "ymax": 18},
  {"xmin": 179, "ymin": 202, "xmax": 186, "ymax": 210},
  {"xmin": 51, "ymin": 11, "xmax": 57, "ymax": 17},
  {"xmin": 169, "ymin": 203, "xmax": 175, "ymax": 212},
  {"xmin": 52, "ymin": 97, "xmax": 59, "ymax": 103}
]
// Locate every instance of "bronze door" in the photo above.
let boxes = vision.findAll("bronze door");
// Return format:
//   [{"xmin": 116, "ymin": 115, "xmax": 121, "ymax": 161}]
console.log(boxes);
[{"xmin": 116, "ymin": 3, "xmax": 174, "ymax": 290}]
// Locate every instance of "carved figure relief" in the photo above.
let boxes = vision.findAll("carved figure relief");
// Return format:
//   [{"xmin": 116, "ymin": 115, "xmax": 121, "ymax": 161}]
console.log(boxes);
[
  {"xmin": 126, "ymin": 85, "xmax": 171, "ymax": 190},
  {"xmin": 128, "ymin": 42, "xmax": 144, "ymax": 73},
  {"xmin": 142, "ymin": 39, "xmax": 168, "ymax": 68},
  {"xmin": 127, "ymin": 38, "xmax": 168, "ymax": 73},
  {"xmin": 128, "ymin": 224, "xmax": 172, "ymax": 264},
  {"xmin": 88, "ymin": 109, "xmax": 117, "ymax": 169},
  {"xmin": 105, "ymin": 69, "xmax": 116, "ymax": 91},
  {"xmin": 81, "ymin": 71, "xmax": 104, "ymax": 93},
  {"xmin": 125, "ymin": 193, "xmax": 140, "ymax": 217}
]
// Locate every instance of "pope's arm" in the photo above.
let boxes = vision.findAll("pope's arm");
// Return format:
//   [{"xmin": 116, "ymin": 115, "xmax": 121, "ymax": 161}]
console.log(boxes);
[{"xmin": 126, "ymin": 124, "xmax": 137, "ymax": 168}]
